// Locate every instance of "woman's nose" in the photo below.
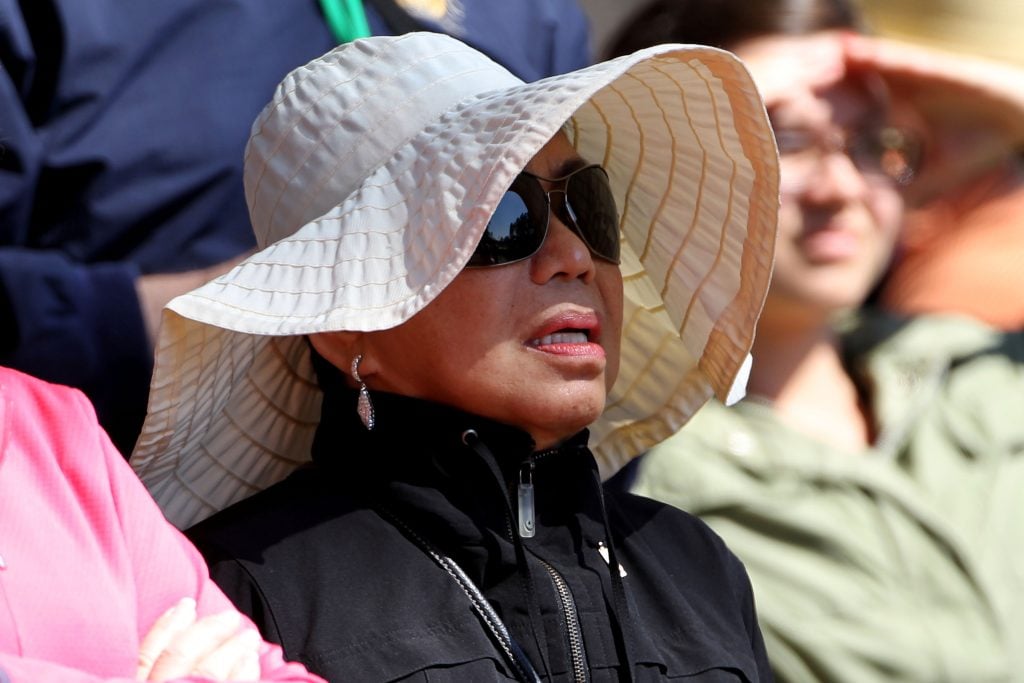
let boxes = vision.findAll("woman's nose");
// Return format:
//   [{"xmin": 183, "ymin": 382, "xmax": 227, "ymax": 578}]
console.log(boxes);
[
  {"xmin": 530, "ymin": 213, "xmax": 596, "ymax": 284},
  {"xmin": 799, "ymin": 149, "xmax": 871, "ymax": 205}
]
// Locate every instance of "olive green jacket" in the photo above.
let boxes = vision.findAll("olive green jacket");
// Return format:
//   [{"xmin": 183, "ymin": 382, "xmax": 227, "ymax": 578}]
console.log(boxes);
[{"xmin": 633, "ymin": 313, "xmax": 1024, "ymax": 682}]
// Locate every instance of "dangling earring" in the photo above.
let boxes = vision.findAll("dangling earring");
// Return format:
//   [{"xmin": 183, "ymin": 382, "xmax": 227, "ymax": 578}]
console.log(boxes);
[{"xmin": 351, "ymin": 354, "xmax": 375, "ymax": 430}]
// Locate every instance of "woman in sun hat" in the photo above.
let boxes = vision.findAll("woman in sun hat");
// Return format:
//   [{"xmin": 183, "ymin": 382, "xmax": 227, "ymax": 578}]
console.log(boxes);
[{"xmin": 131, "ymin": 31, "xmax": 779, "ymax": 681}]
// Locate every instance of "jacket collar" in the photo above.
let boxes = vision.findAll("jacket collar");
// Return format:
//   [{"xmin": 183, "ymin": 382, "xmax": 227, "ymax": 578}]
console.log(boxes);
[
  {"xmin": 309, "ymin": 356, "xmax": 598, "ymax": 542},
  {"xmin": 307, "ymin": 356, "xmax": 637, "ymax": 674},
  {"xmin": 310, "ymin": 350, "xmax": 591, "ymax": 480}
]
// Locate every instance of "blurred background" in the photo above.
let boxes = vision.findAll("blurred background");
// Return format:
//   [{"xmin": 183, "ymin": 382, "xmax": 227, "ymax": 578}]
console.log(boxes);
[{"xmin": 580, "ymin": 0, "xmax": 1024, "ymax": 65}]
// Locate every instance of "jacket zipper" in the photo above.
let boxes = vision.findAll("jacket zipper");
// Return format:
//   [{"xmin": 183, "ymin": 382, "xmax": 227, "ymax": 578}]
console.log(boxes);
[
  {"xmin": 539, "ymin": 558, "xmax": 590, "ymax": 683},
  {"xmin": 514, "ymin": 451, "xmax": 589, "ymax": 683}
]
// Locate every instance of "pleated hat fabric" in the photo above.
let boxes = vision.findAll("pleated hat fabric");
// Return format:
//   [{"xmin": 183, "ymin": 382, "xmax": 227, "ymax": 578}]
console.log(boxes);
[{"xmin": 131, "ymin": 32, "xmax": 779, "ymax": 529}]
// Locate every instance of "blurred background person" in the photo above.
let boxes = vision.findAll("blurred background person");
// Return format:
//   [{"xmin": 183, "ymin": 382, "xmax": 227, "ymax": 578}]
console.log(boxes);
[
  {"xmin": 606, "ymin": 0, "xmax": 1024, "ymax": 680},
  {"xmin": 855, "ymin": 0, "xmax": 1024, "ymax": 329},
  {"xmin": 0, "ymin": 0, "xmax": 590, "ymax": 456}
]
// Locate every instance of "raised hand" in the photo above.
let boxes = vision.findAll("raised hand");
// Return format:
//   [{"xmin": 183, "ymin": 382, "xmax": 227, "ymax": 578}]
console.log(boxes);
[{"xmin": 843, "ymin": 32, "xmax": 1024, "ymax": 204}]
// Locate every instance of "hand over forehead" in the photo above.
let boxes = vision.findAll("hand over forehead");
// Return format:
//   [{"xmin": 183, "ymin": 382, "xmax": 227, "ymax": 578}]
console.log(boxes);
[
  {"xmin": 843, "ymin": 33, "xmax": 1024, "ymax": 143},
  {"xmin": 732, "ymin": 32, "xmax": 849, "ymax": 109}
]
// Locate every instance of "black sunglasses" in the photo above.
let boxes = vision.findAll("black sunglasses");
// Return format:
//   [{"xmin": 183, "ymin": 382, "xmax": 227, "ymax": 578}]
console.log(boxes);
[{"xmin": 468, "ymin": 164, "xmax": 620, "ymax": 267}]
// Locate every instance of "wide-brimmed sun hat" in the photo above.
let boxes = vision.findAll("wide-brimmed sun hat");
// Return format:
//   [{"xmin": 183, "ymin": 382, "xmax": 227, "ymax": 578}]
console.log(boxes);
[{"xmin": 131, "ymin": 32, "xmax": 778, "ymax": 529}]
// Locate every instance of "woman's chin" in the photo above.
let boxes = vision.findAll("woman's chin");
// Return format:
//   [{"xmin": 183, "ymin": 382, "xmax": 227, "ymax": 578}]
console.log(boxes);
[{"xmin": 524, "ymin": 388, "xmax": 607, "ymax": 451}]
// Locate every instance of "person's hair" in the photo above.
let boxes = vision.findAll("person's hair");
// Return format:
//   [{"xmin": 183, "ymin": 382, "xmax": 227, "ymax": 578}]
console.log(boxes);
[{"xmin": 606, "ymin": 0, "xmax": 865, "ymax": 59}]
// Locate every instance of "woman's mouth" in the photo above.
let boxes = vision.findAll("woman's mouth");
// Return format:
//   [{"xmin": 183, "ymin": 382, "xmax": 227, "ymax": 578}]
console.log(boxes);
[
  {"xmin": 526, "ymin": 312, "xmax": 605, "ymax": 358},
  {"xmin": 800, "ymin": 227, "xmax": 860, "ymax": 263},
  {"xmin": 529, "ymin": 330, "xmax": 589, "ymax": 346}
]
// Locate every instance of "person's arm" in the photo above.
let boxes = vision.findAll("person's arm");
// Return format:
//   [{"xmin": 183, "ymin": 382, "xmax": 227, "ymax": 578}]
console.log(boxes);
[
  {"xmin": 0, "ymin": 655, "xmax": 260, "ymax": 683},
  {"xmin": 0, "ymin": 1, "xmax": 152, "ymax": 455},
  {"xmin": 0, "ymin": 1, "xmax": 148, "ymax": 418},
  {"xmin": 0, "ymin": 250, "xmax": 151, "ymax": 455},
  {"xmin": 0, "ymin": 0, "xmax": 274, "ymax": 453},
  {"xmin": 0, "ymin": 371, "xmax": 324, "ymax": 683},
  {"xmin": 96, "ymin": 396, "xmax": 322, "ymax": 682}
]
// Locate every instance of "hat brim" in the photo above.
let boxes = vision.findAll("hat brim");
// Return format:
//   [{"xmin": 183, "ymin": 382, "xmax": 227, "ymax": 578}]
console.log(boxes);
[{"xmin": 132, "ymin": 34, "xmax": 778, "ymax": 528}]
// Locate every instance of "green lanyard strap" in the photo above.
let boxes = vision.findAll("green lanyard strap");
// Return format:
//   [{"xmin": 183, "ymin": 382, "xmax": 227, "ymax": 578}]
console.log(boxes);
[{"xmin": 318, "ymin": 0, "xmax": 372, "ymax": 44}]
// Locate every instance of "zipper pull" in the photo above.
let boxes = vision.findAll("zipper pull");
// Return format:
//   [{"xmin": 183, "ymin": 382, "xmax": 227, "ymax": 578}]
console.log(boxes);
[{"xmin": 517, "ymin": 458, "xmax": 535, "ymax": 538}]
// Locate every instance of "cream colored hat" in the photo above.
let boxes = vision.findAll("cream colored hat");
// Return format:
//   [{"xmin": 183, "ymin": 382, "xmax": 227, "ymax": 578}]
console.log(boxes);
[{"xmin": 132, "ymin": 32, "xmax": 778, "ymax": 529}]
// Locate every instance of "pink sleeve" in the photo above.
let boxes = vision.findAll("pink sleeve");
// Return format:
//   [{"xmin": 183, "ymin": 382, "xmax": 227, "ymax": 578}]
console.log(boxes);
[
  {"xmin": 0, "ymin": 654, "xmax": 281, "ymax": 683},
  {"xmin": 0, "ymin": 369, "xmax": 325, "ymax": 683},
  {"xmin": 93, "ymin": 396, "xmax": 325, "ymax": 683}
]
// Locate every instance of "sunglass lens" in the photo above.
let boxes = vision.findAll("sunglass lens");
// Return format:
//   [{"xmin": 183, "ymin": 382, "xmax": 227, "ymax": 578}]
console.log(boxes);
[
  {"xmin": 467, "ymin": 176, "xmax": 547, "ymax": 267},
  {"xmin": 566, "ymin": 167, "xmax": 619, "ymax": 263},
  {"xmin": 469, "ymin": 165, "xmax": 620, "ymax": 267}
]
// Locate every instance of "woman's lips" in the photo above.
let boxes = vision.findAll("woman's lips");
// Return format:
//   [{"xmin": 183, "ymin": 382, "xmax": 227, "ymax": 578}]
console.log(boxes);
[
  {"xmin": 526, "ymin": 311, "xmax": 604, "ymax": 357},
  {"xmin": 529, "ymin": 337, "xmax": 606, "ymax": 357},
  {"xmin": 800, "ymin": 226, "xmax": 860, "ymax": 263},
  {"xmin": 528, "ymin": 331, "xmax": 605, "ymax": 357}
]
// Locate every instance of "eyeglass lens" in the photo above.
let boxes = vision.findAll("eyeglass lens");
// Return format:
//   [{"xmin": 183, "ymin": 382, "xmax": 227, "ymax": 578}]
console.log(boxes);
[{"xmin": 774, "ymin": 126, "xmax": 921, "ymax": 190}]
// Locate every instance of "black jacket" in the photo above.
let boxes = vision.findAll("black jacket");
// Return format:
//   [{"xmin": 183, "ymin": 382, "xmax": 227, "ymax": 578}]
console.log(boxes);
[{"xmin": 188, "ymin": 372, "xmax": 772, "ymax": 682}]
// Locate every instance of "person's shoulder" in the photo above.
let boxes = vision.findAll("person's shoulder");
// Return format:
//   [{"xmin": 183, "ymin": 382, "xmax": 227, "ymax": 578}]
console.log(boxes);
[
  {"xmin": 0, "ymin": 367, "xmax": 103, "ymax": 458},
  {"xmin": 606, "ymin": 486, "xmax": 760, "ymax": 643},
  {"xmin": 606, "ymin": 486, "xmax": 743, "ymax": 570},
  {"xmin": 847, "ymin": 310, "xmax": 1024, "ymax": 385},
  {"xmin": 606, "ymin": 487, "xmax": 769, "ymax": 676},
  {"xmin": 607, "ymin": 486, "xmax": 710, "ymax": 530},
  {"xmin": 844, "ymin": 309, "xmax": 1010, "ymax": 361},
  {"xmin": 625, "ymin": 400, "xmax": 766, "ymax": 509},
  {"xmin": 847, "ymin": 309, "xmax": 1024, "ymax": 430},
  {"xmin": 654, "ymin": 398, "xmax": 741, "ymax": 447},
  {"xmin": 627, "ymin": 399, "xmax": 741, "ymax": 468},
  {"xmin": 187, "ymin": 466, "xmax": 354, "ymax": 557},
  {"xmin": 0, "ymin": 367, "xmax": 92, "ymax": 417}
]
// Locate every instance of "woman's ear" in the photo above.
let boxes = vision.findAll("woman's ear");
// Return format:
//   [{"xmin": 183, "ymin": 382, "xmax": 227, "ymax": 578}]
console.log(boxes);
[{"xmin": 308, "ymin": 331, "xmax": 363, "ymax": 378}]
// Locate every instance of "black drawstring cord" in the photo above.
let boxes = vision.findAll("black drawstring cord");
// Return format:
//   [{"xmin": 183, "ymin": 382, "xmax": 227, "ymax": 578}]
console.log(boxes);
[
  {"xmin": 462, "ymin": 429, "xmax": 553, "ymax": 678},
  {"xmin": 460, "ymin": 429, "xmax": 638, "ymax": 681},
  {"xmin": 592, "ymin": 467, "xmax": 637, "ymax": 683}
]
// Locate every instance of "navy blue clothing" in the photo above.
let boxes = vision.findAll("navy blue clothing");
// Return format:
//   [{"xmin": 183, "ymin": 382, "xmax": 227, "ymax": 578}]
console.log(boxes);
[{"xmin": 0, "ymin": 0, "xmax": 590, "ymax": 454}]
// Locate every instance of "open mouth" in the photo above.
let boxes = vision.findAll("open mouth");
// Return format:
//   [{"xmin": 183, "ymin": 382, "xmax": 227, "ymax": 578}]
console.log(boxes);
[{"xmin": 528, "ymin": 328, "xmax": 590, "ymax": 347}]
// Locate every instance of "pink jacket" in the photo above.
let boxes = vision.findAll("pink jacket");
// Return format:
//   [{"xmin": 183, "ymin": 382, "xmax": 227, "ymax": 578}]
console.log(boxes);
[{"xmin": 0, "ymin": 368, "xmax": 325, "ymax": 683}]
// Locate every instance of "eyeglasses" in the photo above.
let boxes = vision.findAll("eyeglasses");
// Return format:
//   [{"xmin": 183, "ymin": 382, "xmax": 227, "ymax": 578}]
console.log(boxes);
[
  {"xmin": 467, "ymin": 164, "xmax": 620, "ymax": 267},
  {"xmin": 774, "ymin": 125, "xmax": 922, "ymax": 191}
]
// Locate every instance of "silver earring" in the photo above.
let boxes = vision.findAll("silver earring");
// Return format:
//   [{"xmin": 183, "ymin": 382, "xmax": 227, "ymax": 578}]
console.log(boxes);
[{"xmin": 351, "ymin": 354, "xmax": 375, "ymax": 430}]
